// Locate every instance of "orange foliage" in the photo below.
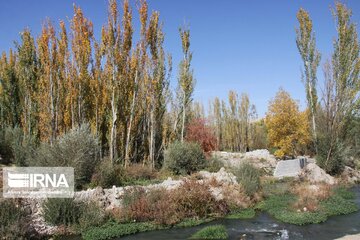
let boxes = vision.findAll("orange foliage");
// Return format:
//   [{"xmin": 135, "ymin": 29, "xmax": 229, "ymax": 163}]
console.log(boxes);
[{"xmin": 185, "ymin": 118, "xmax": 217, "ymax": 152}]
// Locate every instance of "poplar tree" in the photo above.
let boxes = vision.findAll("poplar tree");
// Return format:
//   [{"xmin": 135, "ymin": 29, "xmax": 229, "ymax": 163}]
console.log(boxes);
[
  {"xmin": 296, "ymin": 8, "xmax": 321, "ymax": 149},
  {"xmin": 70, "ymin": 4, "xmax": 94, "ymax": 126},
  {"xmin": 37, "ymin": 20, "xmax": 59, "ymax": 143},
  {"xmin": 16, "ymin": 29, "xmax": 38, "ymax": 137},
  {"xmin": 178, "ymin": 26, "xmax": 194, "ymax": 142}
]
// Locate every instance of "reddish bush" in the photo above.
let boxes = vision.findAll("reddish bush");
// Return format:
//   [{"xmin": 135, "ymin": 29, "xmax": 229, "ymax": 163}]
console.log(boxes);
[{"xmin": 185, "ymin": 118, "xmax": 217, "ymax": 152}]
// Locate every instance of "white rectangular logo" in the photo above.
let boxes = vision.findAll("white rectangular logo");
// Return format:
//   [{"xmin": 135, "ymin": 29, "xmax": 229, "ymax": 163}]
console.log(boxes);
[{"xmin": 3, "ymin": 167, "xmax": 74, "ymax": 198}]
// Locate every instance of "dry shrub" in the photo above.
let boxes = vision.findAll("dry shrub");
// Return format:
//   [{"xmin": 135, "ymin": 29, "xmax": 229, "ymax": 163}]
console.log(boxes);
[
  {"xmin": 221, "ymin": 183, "xmax": 251, "ymax": 210},
  {"xmin": 125, "ymin": 164, "xmax": 157, "ymax": 181},
  {"xmin": 291, "ymin": 183, "xmax": 331, "ymax": 212},
  {"xmin": 147, "ymin": 188, "xmax": 180, "ymax": 225},
  {"xmin": 108, "ymin": 207, "xmax": 123, "ymax": 222},
  {"xmin": 119, "ymin": 180, "xmax": 229, "ymax": 226},
  {"xmin": 169, "ymin": 179, "xmax": 228, "ymax": 219}
]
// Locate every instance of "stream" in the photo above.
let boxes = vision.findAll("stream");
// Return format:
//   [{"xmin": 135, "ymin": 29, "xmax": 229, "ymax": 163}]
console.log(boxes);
[{"xmin": 120, "ymin": 186, "xmax": 360, "ymax": 240}]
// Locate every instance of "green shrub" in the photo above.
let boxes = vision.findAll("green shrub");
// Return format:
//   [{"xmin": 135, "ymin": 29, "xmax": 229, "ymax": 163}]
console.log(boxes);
[
  {"xmin": 29, "ymin": 124, "xmax": 100, "ymax": 189},
  {"xmin": 91, "ymin": 159, "xmax": 123, "ymax": 188},
  {"xmin": 205, "ymin": 156, "xmax": 224, "ymax": 172},
  {"xmin": 0, "ymin": 126, "xmax": 36, "ymax": 166},
  {"xmin": 316, "ymin": 134, "xmax": 345, "ymax": 175},
  {"xmin": 163, "ymin": 141, "xmax": 206, "ymax": 175},
  {"xmin": 190, "ymin": 225, "xmax": 228, "ymax": 239},
  {"xmin": 79, "ymin": 201, "xmax": 107, "ymax": 230},
  {"xmin": 43, "ymin": 198, "xmax": 84, "ymax": 226},
  {"xmin": 232, "ymin": 162, "xmax": 260, "ymax": 197},
  {"xmin": 0, "ymin": 199, "xmax": 28, "ymax": 239}
]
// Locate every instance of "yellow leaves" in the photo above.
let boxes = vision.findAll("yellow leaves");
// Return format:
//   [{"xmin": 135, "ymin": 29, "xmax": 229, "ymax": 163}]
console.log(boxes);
[{"xmin": 266, "ymin": 89, "xmax": 311, "ymax": 158}]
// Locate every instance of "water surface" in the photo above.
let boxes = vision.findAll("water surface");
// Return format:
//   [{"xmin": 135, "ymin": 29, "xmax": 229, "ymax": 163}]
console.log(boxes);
[{"xmin": 121, "ymin": 186, "xmax": 360, "ymax": 240}]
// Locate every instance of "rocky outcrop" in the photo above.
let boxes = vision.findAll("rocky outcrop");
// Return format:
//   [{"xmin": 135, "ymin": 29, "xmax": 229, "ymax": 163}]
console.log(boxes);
[
  {"xmin": 198, "ymin": 167, "xmax": 237, "ymax": 185},
  {"xmin": 300, "ymin": 162, "xmax": 337, "ymax": 185},
  {"xmin": 213, "ymin": 149, "xmax": 277, "ymax": 174}
]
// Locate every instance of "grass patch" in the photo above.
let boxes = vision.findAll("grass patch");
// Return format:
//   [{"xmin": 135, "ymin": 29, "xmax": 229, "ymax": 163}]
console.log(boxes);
[
  {"xmin": 226, "ymin": 208, "xmax": 256, "ymax": 219},
  {"xmin": 82, "ymin": 218, "xmax": 216, "ymax": 240},
  {"xmin": 190, "ymin": 225, "xmax": 228, "ymax": 239},
  {"xmin": 175, "ymin": 218, "xmax": 214, "ymax": 228},
  {"xmin": 258, "ymin": 187, "xmax": 358, "ymax": 225},
  {"xmin": 82, "ymin": 221, "xmax": 163, "ymax": 240}
]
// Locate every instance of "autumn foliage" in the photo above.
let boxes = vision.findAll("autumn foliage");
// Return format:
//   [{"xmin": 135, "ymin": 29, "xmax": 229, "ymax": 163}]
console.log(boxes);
[
  {"xmin": 185, "ymin": 118, "xmax": 217, "ymax": 152},
  {"xmin": 265, "ymin": 89, "xmax": 311, "ymax": 158}
]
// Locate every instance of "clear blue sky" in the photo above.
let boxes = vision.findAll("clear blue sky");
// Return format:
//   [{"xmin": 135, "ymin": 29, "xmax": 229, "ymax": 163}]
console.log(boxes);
[{"xmin": 1, "ymin": 0, "xmax": 359, "ymax": 116}]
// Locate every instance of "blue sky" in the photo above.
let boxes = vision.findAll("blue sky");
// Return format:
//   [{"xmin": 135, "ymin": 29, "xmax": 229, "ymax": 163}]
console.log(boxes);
[{"xmin": 1, "ymin": 0, "xmax": 359, "ymax": 116}]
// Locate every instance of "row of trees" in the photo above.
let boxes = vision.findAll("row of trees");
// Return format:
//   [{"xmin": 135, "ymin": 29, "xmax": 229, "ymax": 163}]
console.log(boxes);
[
  {"xmin": 0, "ymin": 0, "xmax": 195, "ymax": 168},
  {"xmin": 263, "ymin": 2, "xmax": 359, "ymax": 171},
  {"xmin": 206, "ymin": 91, "xmax": 266, "ymax": 152},
  {"xmin": 295, "ymin": 2, "xmax": 359, "ymax": 174}
]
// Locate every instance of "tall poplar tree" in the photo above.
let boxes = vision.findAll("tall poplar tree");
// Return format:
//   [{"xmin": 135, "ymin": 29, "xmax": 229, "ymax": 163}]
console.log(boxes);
[{"xmin": 296, "ymin": 8, "xmax": 321, "ymax": 149}]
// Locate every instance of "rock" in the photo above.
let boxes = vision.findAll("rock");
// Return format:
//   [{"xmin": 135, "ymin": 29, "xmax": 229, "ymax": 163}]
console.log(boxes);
[
  {"xmin": 213, "ymin": 149, "xmax": 277, "ymax": 174},
  {"xmin": 301, "ymin": 163, "xmax": 336, "ymax": 185},
  {"xmin": 273, "ymin": 159, "xmax": 305, "ymax": 178},
  {"xmin": 198, "ymin": 167, "xmax": 237, "ymax": 184},
  {"xmin": 341, "ymin": 166, "xmax": 360, "ymax": 184}
]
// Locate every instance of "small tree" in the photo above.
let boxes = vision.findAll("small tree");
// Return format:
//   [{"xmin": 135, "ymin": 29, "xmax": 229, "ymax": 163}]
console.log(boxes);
[
  {"xmin": 265, "ymin": 89, "xmax": 311, "ymax": 158},
  {"xmin": 185, "ymin": 118, "xmax": 217, "ymax": 152},
  {"xmin": 163, "ymin": 141, "xmax": 206, "ymax": 175}
]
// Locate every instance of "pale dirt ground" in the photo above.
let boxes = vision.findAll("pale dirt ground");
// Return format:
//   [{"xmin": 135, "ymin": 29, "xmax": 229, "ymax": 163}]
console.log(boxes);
[{"xmin": 336, "ymin": 234, "xmax": 360, "ymax": 239}]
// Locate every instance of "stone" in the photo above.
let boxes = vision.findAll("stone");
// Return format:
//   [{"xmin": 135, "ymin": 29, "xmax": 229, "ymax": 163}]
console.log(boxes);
[
  {"xmin": 273, "ymin": 159, "xmax": 304, "ymax": 178},
  {"xmin": 301, "ymin": 163, "xmax": 336, "ymax": 185}
]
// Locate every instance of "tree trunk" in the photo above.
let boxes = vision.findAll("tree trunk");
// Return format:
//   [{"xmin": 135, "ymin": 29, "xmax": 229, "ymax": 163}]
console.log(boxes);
[
  {"xmin": 124, "ymin": 71, "xmax": 138, "ymax": 168},
  {"xmin": 110, "ymin": 89, "xmax": 117, "ymax": 164},
  {"xmin": 181, "ymin": 90, "xmax": 186, "ymax": 142}
]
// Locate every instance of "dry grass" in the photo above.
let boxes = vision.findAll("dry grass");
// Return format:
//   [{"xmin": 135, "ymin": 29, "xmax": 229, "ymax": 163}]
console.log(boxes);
[
  {"xmin": 125, "ymin": 164, "xmax": 157, "ymax": 181},
  {"xmin": 291, "ymin": 183, "xmax": 331, "ymax": 212},
  {"xmin": 221, "ymin": 183, "xmax": 251, "ymax": 209}
]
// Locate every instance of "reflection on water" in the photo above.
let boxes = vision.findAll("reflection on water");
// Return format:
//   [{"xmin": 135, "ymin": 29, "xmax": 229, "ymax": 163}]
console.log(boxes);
[{"xmin": 121, "ymin": 186, "xmax": 360, "ymax": 240}]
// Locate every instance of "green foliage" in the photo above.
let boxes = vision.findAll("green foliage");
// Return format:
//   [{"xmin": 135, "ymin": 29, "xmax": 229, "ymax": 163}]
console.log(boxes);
[
  {"xmin": 226, "ymin": 208, "xmax": 256, "ymax": 219},
  {"xmin": 175, "ymin": 218, "xmax": 214, "ymax": 228},
  {"xmin": 333, "ymin": 186, "xmax": 356, "ymax": 200},
  {"xmin": 190, "ymin": 225, "xmax": 228, "ymax": 240},
  {"xmin": 78, "ymin": 201, "xmax": 107, "ymax": 230},
  {"xmin": 29, "ymin": 124, "xmax": 100, "ymax": 189},
  {"xmin": 43, "ymin": 198, "xmax": 84, "ymax": 226},
  {"xmin": 232, "ymin": 162, "xmax": 260, "ymax": 196},
  {"xmin": 261, "ymin": 178, "xmax": 292, "ymax": 197},
  {"xmin": 257, "ymin": 194, "xmax": 327, "ymax": 225},
  {"xmin": 82, "ymin": 221, "xmax": 160, "ymax": 240},
  {"xmin": 0, "ymin": 126, "xmax": 36, "ymax": 166},
  {"xmin": 91, "ymin": 159, "xmax": 123, "ymax": 188},
  {"xmin": 0, "ymin": 199, "xmax": 28, "ymax": 239},
  {"xmin": 204, "ymin": 155, "xmax": 224, "ymax": 172},
  {"xmin": 316, "ymin": 134, "xmax": 345, "ymax": 174},
  {"xmin": 163, "ymin": 141, "xmax": 206, "ymax": 175}
]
